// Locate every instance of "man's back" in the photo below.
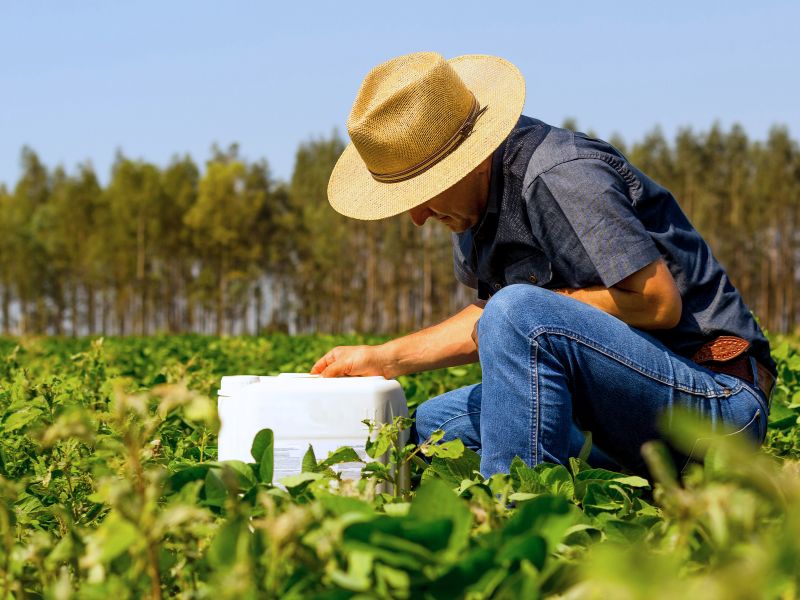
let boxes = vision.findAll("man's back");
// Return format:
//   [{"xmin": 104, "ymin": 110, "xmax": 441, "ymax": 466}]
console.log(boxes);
[{"xmin": 453, "ymin": 116, "xmax": 775, "ymax": 374}]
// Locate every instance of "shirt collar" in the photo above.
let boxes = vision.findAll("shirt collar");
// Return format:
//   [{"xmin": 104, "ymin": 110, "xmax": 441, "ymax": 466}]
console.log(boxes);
[{"xmin": 471, "ymin": 137, "xmax": 507, "ymax": 239}]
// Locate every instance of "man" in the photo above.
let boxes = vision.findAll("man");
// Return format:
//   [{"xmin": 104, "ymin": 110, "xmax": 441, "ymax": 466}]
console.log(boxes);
[{"xmin": 311, "ymin": 52, "xmax": 775, "ymax": 476}]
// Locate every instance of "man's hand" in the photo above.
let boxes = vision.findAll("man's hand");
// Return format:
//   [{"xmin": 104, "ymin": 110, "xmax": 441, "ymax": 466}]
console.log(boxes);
[
  {"xmin": 311, "ymin": 302, "xmax": 484, "ymax": 379},
  {"xmin": 310, "ymin": 345, "xmax": 391, "ymax": 378}
]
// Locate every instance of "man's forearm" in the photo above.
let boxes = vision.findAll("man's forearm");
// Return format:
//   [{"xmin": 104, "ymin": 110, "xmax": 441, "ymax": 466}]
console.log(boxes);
[
  {"xmin": 553, "ymin": 258, "xmax": 682, "ymax": 330},
  {"xmin": 380, "ymin": 302, "xmax": 484, "ymax": 378},
  {"xmin": 555, "ymin": 285, "xmax": 678, "ymax": 330}
]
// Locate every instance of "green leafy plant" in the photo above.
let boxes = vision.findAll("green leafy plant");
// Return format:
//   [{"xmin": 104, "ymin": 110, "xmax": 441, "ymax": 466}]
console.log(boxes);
[{"xmin": 0, "ymin": 334, "xmax": 799, "ymax": 598}]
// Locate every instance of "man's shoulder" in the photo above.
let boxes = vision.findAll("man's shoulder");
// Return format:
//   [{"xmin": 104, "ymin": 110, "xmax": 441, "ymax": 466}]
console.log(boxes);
[
  {"xmin": 505, "ymin": 117, "xmax": 580, "ymax": 186},
  {"xmin": 509, "ymin": 118, "xmax": 628, "ymax": 192}
]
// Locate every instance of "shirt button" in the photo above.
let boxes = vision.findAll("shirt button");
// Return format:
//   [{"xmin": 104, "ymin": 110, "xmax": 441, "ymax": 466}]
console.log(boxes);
[
  {"xmin": 529, "ymin": 274, "xmax": 538, "ymax": 284},
  {"xmin": 493, "ymin": 282, "xmax": 502, "ymax": 290}
]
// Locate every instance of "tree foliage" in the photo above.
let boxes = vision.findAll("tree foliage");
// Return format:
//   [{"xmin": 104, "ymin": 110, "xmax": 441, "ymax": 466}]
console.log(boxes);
[{"xmin": 0, "ymin": 122, "xmax": 798, "ymax": 335}]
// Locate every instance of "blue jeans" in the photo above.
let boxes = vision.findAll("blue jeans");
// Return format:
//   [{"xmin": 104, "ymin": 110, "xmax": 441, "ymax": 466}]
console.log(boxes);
[{"xmin": 413, "ymin": 284, "xmax": 770, "ymax": 477}]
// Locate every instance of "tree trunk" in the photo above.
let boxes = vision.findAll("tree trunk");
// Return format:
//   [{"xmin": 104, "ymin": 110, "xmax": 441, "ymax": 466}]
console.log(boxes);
[
  {"xmin": 86, "ymin": 283, "xmax": 96, "ymax": 335},
  {"xmin": 422, "ymin": 226, "xmax": 433, "ymax": 327},
  {"xmin": 216, "ymin": 252, "xmax": 227, "ymax": 336},
  {"xmin": 137, "ymin": 214, "xmax": 147, "ymax": 335},
  {"xmin": 365, "ymin": 224, "xmax": 378, "ymax": 332},
  {"xmin": 254, "ymin": 282, "xmax": 263, "ymax": 335},
  {"xmin": 1, "ymin": 283, "xmax": 10, "ymax": 335},
  {"xmin": 71, "ymin": 282, "xmax": 79, "ymax": 337},
  {"xmin": 788, "ymin": 206, "xmax": 798, "ymax": 333}
]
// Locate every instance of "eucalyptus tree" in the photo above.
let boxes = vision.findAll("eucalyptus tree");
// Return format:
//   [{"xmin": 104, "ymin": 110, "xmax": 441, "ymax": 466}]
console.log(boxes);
[
  {"xmin": 184, "ymin": 148, "xmax": 270, "ymax": 335},
  {"xmin": 106, "ymin": 153, "xmax": 164, "ymax": 334}
]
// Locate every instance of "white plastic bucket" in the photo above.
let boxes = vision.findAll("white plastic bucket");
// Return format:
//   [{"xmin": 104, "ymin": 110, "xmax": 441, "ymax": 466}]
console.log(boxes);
[{"xmin": 217, "ymin": 373, "xmax": 409, "ymax": 487}]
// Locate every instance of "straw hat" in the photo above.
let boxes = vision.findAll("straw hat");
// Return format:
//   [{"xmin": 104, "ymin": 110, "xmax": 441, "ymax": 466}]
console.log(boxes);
[{"xmin": 327, "ymin": 52, "xmax": 525, "ymax": 220}]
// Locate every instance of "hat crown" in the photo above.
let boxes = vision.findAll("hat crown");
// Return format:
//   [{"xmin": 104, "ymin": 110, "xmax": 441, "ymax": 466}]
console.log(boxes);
[{"xmin": 347, "ymin": 52, "xmax": 476, "ymax": 177}]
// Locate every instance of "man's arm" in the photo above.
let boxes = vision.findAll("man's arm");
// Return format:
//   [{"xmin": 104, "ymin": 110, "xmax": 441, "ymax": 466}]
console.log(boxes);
[
  {"xmin": 554, "ymin": 257, "xmax": 682, "ymax": 330},
  {"xmin": 310, "ymin": 301, "xmax": 484, "ymax": 378},
  {"xmin": 311, "ymin": 258, "xmax": 679, "ymax": 378}
]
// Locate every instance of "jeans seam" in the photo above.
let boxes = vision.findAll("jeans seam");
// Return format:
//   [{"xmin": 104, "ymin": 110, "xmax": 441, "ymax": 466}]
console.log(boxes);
[
  {"xmin": 436, "ymin": 411, "xmax": 481, "ymax": 434},
  {"xmin": 526, "ymin": 326, "xmax": 742, "ymax": 398},
  {"xmin": 680, "ymin": 408, "xmax": 762, "ymax": 474},
  {"xmin": 742, "ymin": 356, "xmax": 771, "ymax": 416},
  {"xmin": 531, "ymin": 339, "xmax": 539, "ymax": 465},
  {"xmin": 487, "ymin": 293, "xmax": 732, "ymax": 397}
]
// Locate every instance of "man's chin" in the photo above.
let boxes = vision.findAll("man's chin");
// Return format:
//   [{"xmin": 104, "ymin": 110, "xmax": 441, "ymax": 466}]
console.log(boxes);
[{"xmin": 437, "ymin": 217, "xmax": 469, "ymax": 233}]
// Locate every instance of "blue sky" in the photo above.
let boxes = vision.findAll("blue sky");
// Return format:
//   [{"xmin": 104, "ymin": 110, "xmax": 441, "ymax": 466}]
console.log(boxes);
[{"xmin": 1, "ymin": 1, "xmax": 797, "ymax": 188}]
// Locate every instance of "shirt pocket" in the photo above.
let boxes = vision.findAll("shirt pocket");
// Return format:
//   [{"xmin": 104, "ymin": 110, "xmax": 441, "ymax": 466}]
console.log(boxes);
[{"xmin": 503, "ymin": 253, "xmax": 553, "ymax": 288}]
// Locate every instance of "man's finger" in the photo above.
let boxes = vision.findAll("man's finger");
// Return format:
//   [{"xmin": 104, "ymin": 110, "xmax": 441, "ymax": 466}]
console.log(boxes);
[
  {"xmin": 320, "ymin": 360, "xmax": 347, "ymax": 378},
  {"xmin": 310, "ymin": 352, "xmax": 334, "ymax": 374}
]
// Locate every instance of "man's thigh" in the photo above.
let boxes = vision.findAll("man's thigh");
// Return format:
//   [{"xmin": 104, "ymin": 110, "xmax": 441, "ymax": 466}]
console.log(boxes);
[{"xmin": 479, "ymin": 284, "xmax": 768, "ymax": 473}]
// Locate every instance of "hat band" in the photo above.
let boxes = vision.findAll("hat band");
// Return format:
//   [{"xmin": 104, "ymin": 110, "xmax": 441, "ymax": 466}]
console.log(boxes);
[{"xmin": 368, "ymin": 96, "xmax": 489, "ymax": 184}]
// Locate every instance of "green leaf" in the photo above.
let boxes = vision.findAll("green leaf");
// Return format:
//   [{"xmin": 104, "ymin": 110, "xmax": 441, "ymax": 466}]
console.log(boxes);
[
  {"xmin": 366, "ymin": 429, "xmax": 393, "ymax": 459},
  {"xmin": 220, "ymin": 460, "xmax": 258, "ymax": 489},
  {"xmin": 328, "ymin": 549, "xmax": 373, "ymax": 592},
  {"xmin": 424, "ymin": 447, "xmax": 481, "ymax": 487},
  {"xmin": 574, "ymin": 468, "xmax": 649, "ymax": 500},
  {"xmin": 581, "ymin": 482, "xmax": 623, "ymax": 514},
  {"xmin": 578, "ymin": 430, "xmax": 593, "ymax": 463},
  {"xmin": 319, "ymin": 446, "xmax": 363, "ymax": 470},
  {"xmin": 503, "ymin": 495, "xmax": 579, "ymax": 551},
  {"xmin": 203, "ymin": 468, "xmax": 228, "ymax": 507},
  {"xmin": 3, "ymin": 406, "xmax": 43, "ymax": 432},
  {"xmin": 422, "ymin": 438, "xmax": 465, "ymax": 459},
  {"xmin": 496, "ymin": 535, "xmax": 547, "ymax": 569},
  {"xmin": 538, "ymin": 463, "xmax": 575, "ymax": 499},
  {"xmin": 251, "ymin": 428, "xmax": 274, "ymax": 484},
  {"xmin": 602, "ymin": 519, "xmax": 648, "ymax": 544},
  {"xmin": 92, "ymin": 513, "xmax": 142, "ymax": 563},
  {"xmin": 167, "ymin": 464, "xmax": 212, "ymax": 492},
  {"xmin": 431, "ymin": 547, "xmax": 498, "ymax": 597},
  {"xmin": 382, "ymin": 502, "xmax": 411, "ymax": 517},
  {"xmin": 510, "ymin": 460, "xmax": 574, "ymax": 499},
  {"xmin": 280, "ymin": 472, "xmax": 323, "ymax": 490},
  {"xmin": 208, "ymin": 517, "xmax": 246, "ymax": 568},
  {"xmin": 302, "ymin": 444, "xmax": 318, "ymax": 472},
  {"xmin": 408, "ymin": 478, "xmax": 472, "ymax": 557},
  {"xmin": 569, "ymin": 456, "xmax": 591, "ymax": 477},
  {"xmin": 251, "ymin": 427, "xmax": 273, "ymax": 462},
  {"xmin": 318, "ymin": 494, "xmax": 374, "ymax": 517}
]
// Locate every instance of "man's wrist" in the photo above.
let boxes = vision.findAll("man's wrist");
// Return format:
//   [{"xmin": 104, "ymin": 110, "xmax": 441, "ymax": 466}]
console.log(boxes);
[{"xmin": 376, "ymin": 341, "xmax": 403, "ymax": 379}]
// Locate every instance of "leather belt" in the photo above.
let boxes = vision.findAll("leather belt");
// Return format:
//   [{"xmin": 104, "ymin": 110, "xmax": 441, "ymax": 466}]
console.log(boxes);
[{"xmin": 691, "ymin": 335, "xmax": 775, "ymax": 406}]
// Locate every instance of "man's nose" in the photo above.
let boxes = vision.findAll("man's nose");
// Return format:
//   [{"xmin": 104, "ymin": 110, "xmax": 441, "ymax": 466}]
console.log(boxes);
[{"xmin": 408, "ymin": 204, "xmax": 432, "ymax": 227}]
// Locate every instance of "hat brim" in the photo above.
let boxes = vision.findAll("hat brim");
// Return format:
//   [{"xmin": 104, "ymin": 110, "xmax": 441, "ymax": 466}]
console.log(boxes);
[{"xmin": 327, "ymin": 54, "xmax": 526, "ymax": 220}]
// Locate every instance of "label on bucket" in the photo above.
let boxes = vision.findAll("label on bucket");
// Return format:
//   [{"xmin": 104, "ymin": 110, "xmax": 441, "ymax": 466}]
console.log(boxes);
[{"xmin": 274, "ymin": 439, "xmax": 368, "ymax": 482}]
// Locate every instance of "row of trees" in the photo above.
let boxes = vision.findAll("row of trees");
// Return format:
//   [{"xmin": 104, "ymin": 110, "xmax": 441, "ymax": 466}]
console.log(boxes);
[
  {"xmin": 0, "ymin": 121, "xmax": 798, "ymax": 336},
  {"xmin": 0, "ymin": 139, "xmax": 470, "ymax": 336}
]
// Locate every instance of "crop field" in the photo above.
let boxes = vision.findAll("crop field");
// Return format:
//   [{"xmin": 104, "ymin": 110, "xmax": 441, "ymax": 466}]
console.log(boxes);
[{"xmin": 1, "ymin": 334, "xmax": 800, "ymax": 599}]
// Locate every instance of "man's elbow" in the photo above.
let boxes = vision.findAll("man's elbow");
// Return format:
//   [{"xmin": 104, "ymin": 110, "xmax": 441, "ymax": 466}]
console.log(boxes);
[{"xmin": 649, "ymin": 291, "xmax": 682, "ymax": 329}]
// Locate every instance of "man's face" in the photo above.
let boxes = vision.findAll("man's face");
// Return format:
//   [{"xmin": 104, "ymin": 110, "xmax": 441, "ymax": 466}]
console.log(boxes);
[{"xmin": 407, "ymin": 154, "xmax": 493, "ymax": 233}]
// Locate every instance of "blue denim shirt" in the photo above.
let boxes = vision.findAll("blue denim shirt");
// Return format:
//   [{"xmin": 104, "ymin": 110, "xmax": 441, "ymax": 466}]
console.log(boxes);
[{"xmin": 453, "ymin": 115, "xmax": 776, "ymax": 375}]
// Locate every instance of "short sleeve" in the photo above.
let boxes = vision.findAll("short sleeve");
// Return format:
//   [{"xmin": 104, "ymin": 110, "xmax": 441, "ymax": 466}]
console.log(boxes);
[{"xmin": 532, "ymin": 158, "xmax": 661, "ymax": 288}]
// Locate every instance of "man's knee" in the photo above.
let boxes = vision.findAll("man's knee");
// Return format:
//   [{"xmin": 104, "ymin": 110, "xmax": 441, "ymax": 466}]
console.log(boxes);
[
  {"xmin": 412, "ymin": 400, "xmax": 438, "ymax": 444},
  {"xmin": 480, "ymin": 284, "xmax": 555, "ymax": 339}
]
